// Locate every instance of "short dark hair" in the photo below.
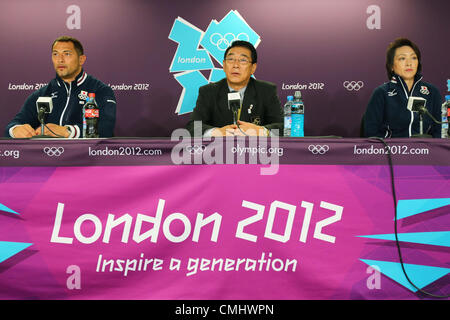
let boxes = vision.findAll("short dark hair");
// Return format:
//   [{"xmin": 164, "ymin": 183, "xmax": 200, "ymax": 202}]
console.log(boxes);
[
  {"xmin": 223, "ymin": 40, "xmax": 257, "ymax": 64},
  {"xmin": 52, "ymin": 36, "xmax": 84, "ymax": 56},
  {"xmin": 385, "ymin": 37, "xmax": 421, "ymax": 79}
]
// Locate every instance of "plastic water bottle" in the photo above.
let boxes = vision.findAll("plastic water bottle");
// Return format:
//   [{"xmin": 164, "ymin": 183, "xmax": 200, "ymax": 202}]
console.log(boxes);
[
  {"xmin": 442, "ymin": 95, "xmax": 450, "ymax": 138},
  {"xmin": 284, "ymin": 95, "xmax": 293, "ymax": 136},
  {"xmin": 291, "ymin": 91, "xmax": 304, "ymax": 137},
  {"xmin": 84, "ymin": 93, "xmax": 99, "ymax": 138}
]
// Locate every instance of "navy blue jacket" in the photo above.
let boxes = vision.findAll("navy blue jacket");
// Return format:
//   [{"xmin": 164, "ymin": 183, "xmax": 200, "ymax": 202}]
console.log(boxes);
[
  {"xmin": 364, "ymin": 74, "xmax": 442, "ymax": 138},
  {"xmin": 5, "ymin": 70, "xmax": 116, "ymax": 138}
]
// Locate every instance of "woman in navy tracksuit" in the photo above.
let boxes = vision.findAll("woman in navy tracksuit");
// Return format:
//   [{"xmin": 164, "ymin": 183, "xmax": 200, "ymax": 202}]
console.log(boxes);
[{"xmin": 364, "ymin": 38, "xmax": 442, "ymax": 138}]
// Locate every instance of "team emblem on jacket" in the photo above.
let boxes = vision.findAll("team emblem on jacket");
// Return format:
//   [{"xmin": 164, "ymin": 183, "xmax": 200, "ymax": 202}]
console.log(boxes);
[
  {"xmin": 251, "ymin": 116, "xmax": 261, "ymax": 125},
  {"xmin": 420, "ymin": 86, "xmax": 430, "ymax": 95},
  {"xmin": 78, "ymin": 90, "xmax": 88, "ymax": 100}
]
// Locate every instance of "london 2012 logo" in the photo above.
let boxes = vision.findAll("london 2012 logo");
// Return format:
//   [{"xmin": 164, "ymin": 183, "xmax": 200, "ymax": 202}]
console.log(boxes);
[
  {"xmin": 357, "ymin": 197, "xmax": 450, "ymax": 294},
  {"xmin": 168, "ymin": 10, "xmax": 260, "ymax": 115},
  {"xmin": 0, "ymin": 203, "xmax": 32, "ymax": 265}
]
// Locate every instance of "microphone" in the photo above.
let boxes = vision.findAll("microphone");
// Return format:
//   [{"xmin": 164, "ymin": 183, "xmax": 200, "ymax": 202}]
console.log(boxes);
[
  {"xmin": 36, "ymin": 97, "xmax": 53, "ymax": 123},
  {"xmin": 34, "ymin": 97, "xmax": 56, "ymax": 138},
  {"xmin": 228, "ymin": 91, "xmax": 241, "ymax": 125},
  {"xmin": 407, "ymin": 96, "xmax": 426, "ymax": 113},
  {"xmin": 407, "ymin": 96, "xmax": 449, "ymax": 138},
  {"xmin": 407, "ymin": 96, "xmax": 448, "ymax": 123}
]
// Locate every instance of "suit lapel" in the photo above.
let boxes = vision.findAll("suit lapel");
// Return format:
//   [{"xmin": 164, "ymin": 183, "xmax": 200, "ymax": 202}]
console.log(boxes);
[
  {"xmin": 216, "ymin": 79, "xmax": 233, "ymax": 124},
  {"xmin": 241, "ymin": 78, "xmax": 257, "ymax": 123}
]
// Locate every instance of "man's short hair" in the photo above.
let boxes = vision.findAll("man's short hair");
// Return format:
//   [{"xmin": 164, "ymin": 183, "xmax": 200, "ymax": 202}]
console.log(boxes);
[
  {"xmin": 223, "ymin": 40, "xmax": 257, "ymax": 64},
  {"xmin": 385, "ymin": 37, "xmax": 422, "ymax": 79},
  {"xmin": 52, "ymin": 36, "xmax": 84, "ymax": 56}
]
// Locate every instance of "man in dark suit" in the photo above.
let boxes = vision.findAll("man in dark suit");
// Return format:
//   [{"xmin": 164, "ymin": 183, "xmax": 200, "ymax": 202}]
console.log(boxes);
[{"xmin": 186, "ymin": 40, "xmax": 283, "ymax": 137}]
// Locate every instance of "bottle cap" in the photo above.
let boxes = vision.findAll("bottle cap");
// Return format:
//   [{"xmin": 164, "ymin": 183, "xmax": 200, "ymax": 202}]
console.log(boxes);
[
  {"xmin": 287, "ymin": 96, "xmax": 293, "ymax": 101},
  {"xmin": 88, "ymin": 93, "xmax": 96, "ymax": 98},
  {"xmin": 294, "ymin": 91, "xmax": 302, "ymax": 98},
  {"xmin": 445, "ymin": 95, "xmax": 450, "ymax": 101}
]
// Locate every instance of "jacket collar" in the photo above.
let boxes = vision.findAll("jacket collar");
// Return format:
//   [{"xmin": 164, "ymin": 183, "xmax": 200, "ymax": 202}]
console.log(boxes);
[
  {"xmin": 391, "ymin": 73, "xmax": 423, "ymax": 98},
  {"xmin": 56, "ymin": 69, "xmax": 87, "ymax": 87},
  {"xmin": 219, "ymin": 77, "xmax": 256, "ymax": 100},
  {"xmin": 220, "ymin": 77, "xmax": 255, "ymax": 92}
]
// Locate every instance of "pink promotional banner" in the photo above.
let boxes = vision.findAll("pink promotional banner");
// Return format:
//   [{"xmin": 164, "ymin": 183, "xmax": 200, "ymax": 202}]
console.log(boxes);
[{"xmin": 0, "ymin": 161, "xmax": 449, "ymax": 300}]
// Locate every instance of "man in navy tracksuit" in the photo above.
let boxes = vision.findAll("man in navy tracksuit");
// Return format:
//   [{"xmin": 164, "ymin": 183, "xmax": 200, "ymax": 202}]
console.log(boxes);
[
  {"xmin": 364, "ymin": 38, "xmax": 441, "ymax": 138},
  {"xmin": 5, "ymin": 36, "xmax": 116, "ymax": 138}
]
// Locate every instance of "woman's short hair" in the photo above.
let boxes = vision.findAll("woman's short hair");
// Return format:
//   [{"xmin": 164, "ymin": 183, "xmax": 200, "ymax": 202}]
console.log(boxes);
[{"xmin": 385, "ymin": 38, "xmax": 422, "ymax": 79}]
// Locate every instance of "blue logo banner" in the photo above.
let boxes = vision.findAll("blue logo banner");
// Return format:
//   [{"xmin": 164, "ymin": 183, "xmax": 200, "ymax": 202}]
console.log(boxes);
[{"xmin": 168, "ymin": 10, "xmax": 260, "ymax": 115}]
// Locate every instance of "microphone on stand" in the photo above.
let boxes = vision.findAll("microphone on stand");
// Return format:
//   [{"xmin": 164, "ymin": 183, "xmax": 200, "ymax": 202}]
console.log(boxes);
[
  {"xmin": 34, "ymin": 97, "xmax": 56, "ymax": 138},
  {"xmin": 408, "ymin": 96, "xmax": 449, "ymax": 138},
  {"xmin": 227, "ymin": 91, "xmax": 241, "ymax": 125}
]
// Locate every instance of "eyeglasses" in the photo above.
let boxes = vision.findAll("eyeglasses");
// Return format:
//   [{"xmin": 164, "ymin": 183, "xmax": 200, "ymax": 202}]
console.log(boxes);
[{"xmin": 224, "ymin": 57, "xmax": 252, "ymax": 65}]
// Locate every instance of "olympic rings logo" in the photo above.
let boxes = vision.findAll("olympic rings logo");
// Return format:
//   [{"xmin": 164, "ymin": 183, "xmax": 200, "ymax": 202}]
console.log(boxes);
[
  {"xmin": 210, "ymin": 32, "xmax": 250, "ymax": 51},
  {"xmin": 43, "ymin": 147, "xmax": 64, "ymax": 157},
  {"xmin": 78, "ymin": 90, "xmax": 88, "ymax": 101},
  {"xmin": 185, "ymin": 145, "xmax": 207, "ymax": 154},
  {"xmin": 343, "ymin": 81, "xmax": 364, "ymax": 91},
  {"xmin": 308, "ymin": 145, "xmax": 330, "ymax": 155},
  {"xmin": 78, "ymin": 93, "xmax": 88, "ymax": 100}
]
